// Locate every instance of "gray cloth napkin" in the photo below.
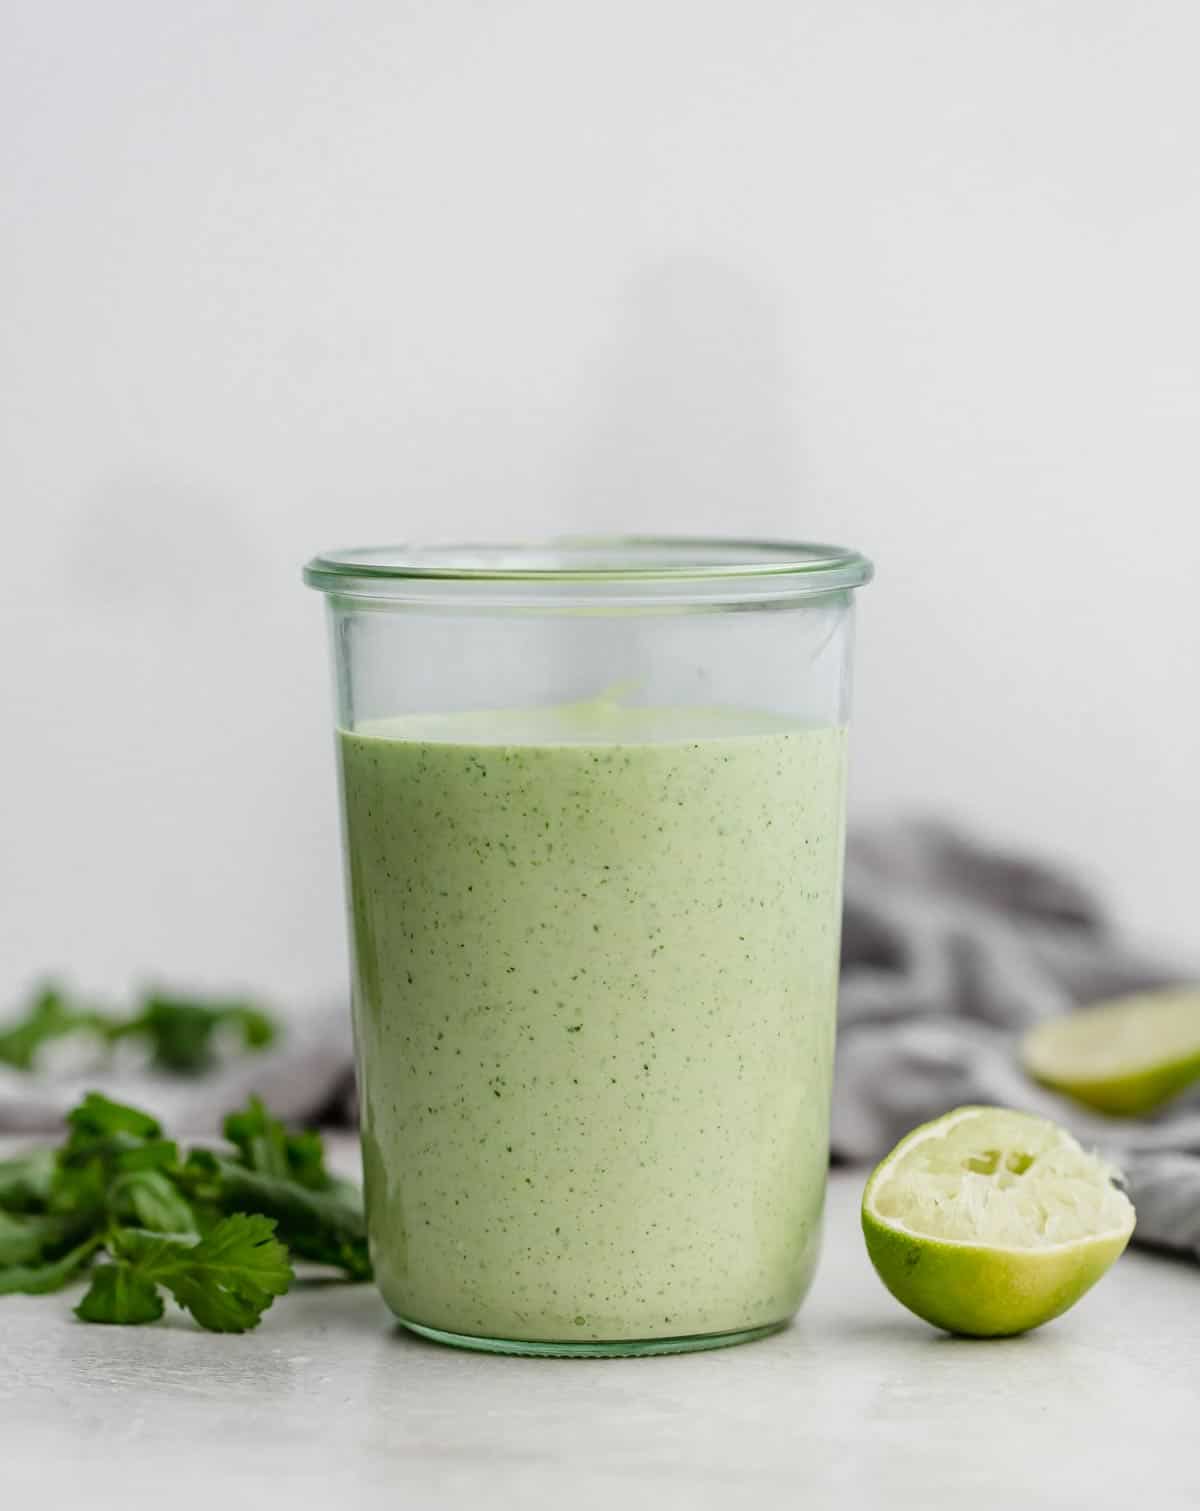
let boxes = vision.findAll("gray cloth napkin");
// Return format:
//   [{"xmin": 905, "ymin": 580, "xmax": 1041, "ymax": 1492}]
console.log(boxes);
[
  {"xmin": 2, "ymin": 821, "xmax": 1196, "ymax": 1263},
  {"xmin": 836, "ymin": 820, "xmax": 1200, "ymax": 1262}
]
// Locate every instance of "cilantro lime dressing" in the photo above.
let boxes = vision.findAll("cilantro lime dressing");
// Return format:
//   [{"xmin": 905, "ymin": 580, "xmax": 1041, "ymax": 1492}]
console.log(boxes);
[{"xmin": 339, "ymin": 701, "xmax": 847, "ymax": 1344}]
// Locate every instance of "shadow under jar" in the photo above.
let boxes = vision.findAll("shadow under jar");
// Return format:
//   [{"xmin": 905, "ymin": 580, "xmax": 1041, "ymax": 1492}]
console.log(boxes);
[{"xmin": 305, "ymin": 537, "xmax": 873, "ymax": 1356}]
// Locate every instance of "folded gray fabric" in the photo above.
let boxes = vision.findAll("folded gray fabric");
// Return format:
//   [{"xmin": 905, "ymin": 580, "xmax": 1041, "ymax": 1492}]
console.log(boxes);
[
  {"xmin": 2, "ymin": 820, "xmax": 1196, "ymax": 1265},
  {"xmin": 835, "ymin": 820, "xmax": 1200, "ymax": 1262}
]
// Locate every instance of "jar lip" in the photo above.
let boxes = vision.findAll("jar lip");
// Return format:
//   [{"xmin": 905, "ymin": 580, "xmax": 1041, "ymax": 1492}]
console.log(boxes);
[{"xmin": 303, "ymin": 536, "xmax": 873, "ymax": 599}]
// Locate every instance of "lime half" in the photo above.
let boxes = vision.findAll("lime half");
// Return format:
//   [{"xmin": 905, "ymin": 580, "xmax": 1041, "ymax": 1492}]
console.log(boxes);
[
  {"xmin": 1022, "ymin": 988, "xmax": 1200, "ymax": 1116},
  {"xmin": 862, "ymin": 1106, "xmax": 1135, "ymax": 1337}
]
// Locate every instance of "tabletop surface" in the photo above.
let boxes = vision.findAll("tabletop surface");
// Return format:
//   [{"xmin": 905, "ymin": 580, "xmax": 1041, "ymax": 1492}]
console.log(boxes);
[{"xmin": 3, "ymin": 1158, "xmax": 1197, "ymax": 1509}]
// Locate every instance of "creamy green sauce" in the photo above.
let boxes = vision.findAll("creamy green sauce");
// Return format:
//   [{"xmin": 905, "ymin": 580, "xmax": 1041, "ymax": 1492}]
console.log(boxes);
[{"xmin": 339, "ymin": 701, "xmax": 847, "ymax": 1343}]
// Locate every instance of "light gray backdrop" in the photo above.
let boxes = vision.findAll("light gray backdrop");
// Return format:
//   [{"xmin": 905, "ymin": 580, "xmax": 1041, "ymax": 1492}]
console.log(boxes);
[{"xmin": 2, "ymin": 1, "xmax": 1197, "ymax": 1014}]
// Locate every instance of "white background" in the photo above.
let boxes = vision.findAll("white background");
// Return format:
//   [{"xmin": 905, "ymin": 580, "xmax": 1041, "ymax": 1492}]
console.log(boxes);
[{"xmin": 2, "ymin": 0, "xmax": 1197, "ymax": 1014}]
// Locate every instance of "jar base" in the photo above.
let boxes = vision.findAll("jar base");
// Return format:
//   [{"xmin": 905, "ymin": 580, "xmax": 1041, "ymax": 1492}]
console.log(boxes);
[{"xmin": 395, "ymin": 1315, "xmax": 788, "ymax": 1358}]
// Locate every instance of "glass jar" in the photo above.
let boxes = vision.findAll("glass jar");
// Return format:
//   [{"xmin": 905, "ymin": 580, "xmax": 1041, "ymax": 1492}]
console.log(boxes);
[{"xmin": 304, "ymin": 538, "xmax": 873, "ymax": 1355}]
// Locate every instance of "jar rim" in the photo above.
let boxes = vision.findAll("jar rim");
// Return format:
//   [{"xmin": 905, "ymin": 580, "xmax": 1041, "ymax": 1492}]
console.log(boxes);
[{"xmin": 303, "ymin": 536, "xmax": 873, "ymax": 602}]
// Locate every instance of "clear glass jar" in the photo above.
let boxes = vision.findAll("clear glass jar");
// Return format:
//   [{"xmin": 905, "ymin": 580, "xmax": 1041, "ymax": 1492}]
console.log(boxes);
[{"xmin": 305, "ymin": 538, "xmax": 873, "ymax": 1355}]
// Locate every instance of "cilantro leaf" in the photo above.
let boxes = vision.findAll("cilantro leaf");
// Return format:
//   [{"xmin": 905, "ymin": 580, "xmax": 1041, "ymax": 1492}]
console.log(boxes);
[
  {"xmin": 0, "ymin": 986, "xmax": 278, "ymax": 1076},
  {"xmin": 0, "ymin": 987, "xmax": 111, "ymax": 1070},
  {"xmin": 0, "ymin": 1148, "xmax": 56, "ymax": 1212},
  {"xmin": 1, "ymin": 1236, "xmax": 103, "ymax": 1296},
  {"xmin": 67, "ymin": 1093, "xmax": 162, "ymax": 1144},
  {"xmin": 0, "ymin": 1210, "xmax": 86, "ymax": 1266},
  {"xmin": 223, "ymin": 1096, "xmax": 330, "ymax": 1190},
  {"xmin": 52, "ymin": 1099, "xmax": 177, "ymax": 1226},
  {"xmin": 106, "ymin": 1138, "xmax": 179, "ymax": 1175},
  {"xmin": 109, "ymin": 1170, "xmax": 198, "ymax": 1235},
  {"xmin": 222, "ymin": 1096, "xmax": 292, "ymax": 1181},
  {"xmin": 1, "ymin": 1089, "xmax": 362, "ymax": 1331},
  {"xmin": 184, "ymin": 1155, "xmax": 371, "ymax": 1280},
  {"xmin": 282, "ymin": 1129, "xmax": 329, "ymax": 1189},
  {"xmin": 116, "ymin": 996, "xmax": 278, "ymax": 1074},
  {"xmin": 75, "ymin": 1262, "xmax": 164, "ymax": 1323},
  {"xmin": 113, "ymin": 1215, "xmax": 292, "ymax": 1332}
]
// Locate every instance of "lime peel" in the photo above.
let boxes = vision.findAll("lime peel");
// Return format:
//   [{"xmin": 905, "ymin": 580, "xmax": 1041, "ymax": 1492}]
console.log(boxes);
[{"xmin": 862, "ymin": 1106, "xmax": 1135, "ymax": 1337}]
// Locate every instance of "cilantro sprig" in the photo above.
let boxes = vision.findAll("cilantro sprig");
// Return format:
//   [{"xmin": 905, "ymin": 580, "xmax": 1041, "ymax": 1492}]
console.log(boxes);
[
  {"xmin": 78, "ymin": 1216, "xmax": 292, "ymax": 1331},
  {"xmin": 0, "ymin": 1092, "xmax": 370, "ymax": 1331},
  {"xmin": 0, "ymin": 985, "xmax": 277, "ymax": 1075}
]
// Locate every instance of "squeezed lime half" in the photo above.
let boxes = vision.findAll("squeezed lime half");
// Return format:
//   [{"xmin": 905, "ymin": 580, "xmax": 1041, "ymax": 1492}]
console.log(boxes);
[
  {"xmin": 1022, "ymin": 988, "xmax": 1200, "ymax": 1116},
  {"xmin": 862, "ymin": 1106, "xmax": 1135, "ymax": 1337}
]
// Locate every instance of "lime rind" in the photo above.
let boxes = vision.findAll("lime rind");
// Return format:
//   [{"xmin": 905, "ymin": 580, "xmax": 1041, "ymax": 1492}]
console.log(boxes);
[{"xmin": 862, "ymin": 1106, "xmax": 1135, "ymax": 1337}]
